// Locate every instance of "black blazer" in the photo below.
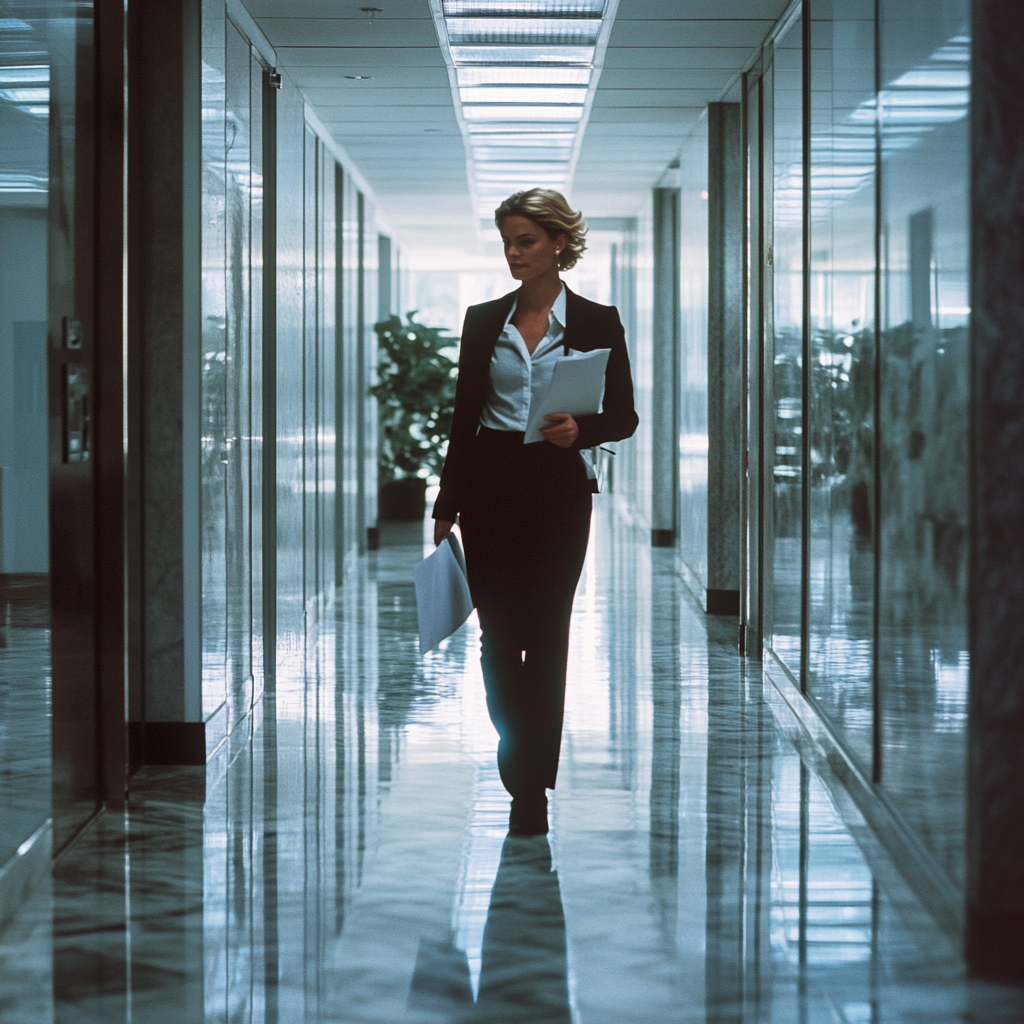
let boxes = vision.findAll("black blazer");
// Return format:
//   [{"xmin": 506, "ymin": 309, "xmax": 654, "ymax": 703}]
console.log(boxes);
[{"xmin": 433, "ymin": 284, "xmax": 639, "ymax": 522}]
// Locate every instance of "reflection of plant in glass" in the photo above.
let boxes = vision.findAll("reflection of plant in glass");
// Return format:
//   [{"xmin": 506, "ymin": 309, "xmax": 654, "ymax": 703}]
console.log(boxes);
[
  {"xmin": 371, "ymin": 314, "xmax": 459, "ymax": 484},
  {"xmin": 810, "ymin": 326, "xmax": 875, "ymax": 541}
]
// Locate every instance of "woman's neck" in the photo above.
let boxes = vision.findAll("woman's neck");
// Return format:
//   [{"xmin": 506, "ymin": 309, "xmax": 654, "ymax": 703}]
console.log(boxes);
[{"xmin": 516, "ymin": 273, "xmax": 562, "ymax": 313}]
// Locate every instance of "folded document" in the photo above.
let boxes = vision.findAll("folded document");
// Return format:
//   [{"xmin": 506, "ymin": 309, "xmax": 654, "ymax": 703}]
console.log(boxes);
[
  {"xmin": 523, "ymin": 348, "xmax": 610, "ymax": 444},
  {"xmin": 414, "ymin": 532, "xmax": 475, "ymax": 655}
]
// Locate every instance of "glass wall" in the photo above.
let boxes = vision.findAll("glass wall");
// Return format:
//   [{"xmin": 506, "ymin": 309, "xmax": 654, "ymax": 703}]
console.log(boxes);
[
  {"xmin": 769, "ymin": 14, "xmax": 805, "ymax": 674},
  {"xmin": 807, "ymin": 0, "xmax": 876, "ymax": 765},
  {"xmin": 0, "ymin": 2, "xmax": 53, "ymax": 867},
  {"xmin": 200, "ymin": 5, "xmax": 266, "ymax": 742},
  {"xmin": 753, "ymin": 0, "xmax": 970, "ymax": 891},
  {"xmin": 876, "ymin": 0, "xmax": 969, "ymax": 886},
  {"xmin": 677, "ymin": 119, "xmax": 709, "ymax": 593}
]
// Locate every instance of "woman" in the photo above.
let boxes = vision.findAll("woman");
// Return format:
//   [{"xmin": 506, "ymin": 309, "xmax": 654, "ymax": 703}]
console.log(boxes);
[{"xmin": 433, "ymin": 189, "xmax": 638, "ymax": 836}]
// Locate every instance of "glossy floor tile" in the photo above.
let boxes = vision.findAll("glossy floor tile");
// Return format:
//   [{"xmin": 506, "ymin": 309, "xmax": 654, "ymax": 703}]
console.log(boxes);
[
  {"xmin": 0, "ymin": 577, "xmax": 51, "ymax": 869},
  {"xmin": 1, "ymin": 507, "xmax": 1023, "ymax": 1022}
]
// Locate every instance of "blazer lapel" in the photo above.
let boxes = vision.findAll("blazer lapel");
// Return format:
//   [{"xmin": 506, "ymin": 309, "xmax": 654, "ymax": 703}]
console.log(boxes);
[
  {"xmin": 474, "ymin": 290, "xmax": 517, "ymax": 367},
  {"xmin": 562, "ymin": 284, "xmax": 591, "ymax": 353}
]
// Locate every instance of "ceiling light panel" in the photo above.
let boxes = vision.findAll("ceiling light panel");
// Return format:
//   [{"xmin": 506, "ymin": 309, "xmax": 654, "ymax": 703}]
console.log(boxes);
[
  {"xmin": 456, "ymin": 67, "xmax": 590, "ymax": 86},
  {"xmin": 433, "ymin": 0, "xmax": 614, "ymax": 219},
  {"xmin": 460, "ymin": 86, "xmax": 588, "ymax": 104},
  {"xmin": 450, "ymin": 45, "xmax": 594, "ymax": 65},
  {"xmin": 443, "ymin": 1, "xmax": 604, "ymax": 15},
  {"xmin": 463, "ymin": 103, "xmax": 583, "ymax": 121},
  {"xmin": 0, "ymin": 64, "xmax": 48, "ymax": 85},
  {"xmin": 446, "ymin": 18, "xmax": 600, "ymax": 46}
]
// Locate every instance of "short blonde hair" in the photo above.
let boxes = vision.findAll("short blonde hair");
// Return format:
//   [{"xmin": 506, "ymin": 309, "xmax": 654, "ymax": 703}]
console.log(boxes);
[{"xmin": 494, "ymin": 189, "xmax": 588, "ymax": 271}]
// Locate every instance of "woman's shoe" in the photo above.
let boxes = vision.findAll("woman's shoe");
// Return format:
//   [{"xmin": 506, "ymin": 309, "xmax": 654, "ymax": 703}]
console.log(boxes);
[{"xmin": 508, "ymin": 794, "xmax": 548, "ymax": 836}]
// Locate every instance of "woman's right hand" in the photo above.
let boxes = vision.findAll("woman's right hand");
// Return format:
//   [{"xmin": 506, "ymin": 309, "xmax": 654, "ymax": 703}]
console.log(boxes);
[{"xmin": 434, "ymin": 519, "xmax": 455, "ymax": 546}]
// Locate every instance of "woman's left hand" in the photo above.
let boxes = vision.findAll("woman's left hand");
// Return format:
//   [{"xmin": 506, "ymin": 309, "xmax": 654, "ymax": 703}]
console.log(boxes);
[{"xmin": 540, "ymin": 413, "xmax": 579, "ymax": 448}]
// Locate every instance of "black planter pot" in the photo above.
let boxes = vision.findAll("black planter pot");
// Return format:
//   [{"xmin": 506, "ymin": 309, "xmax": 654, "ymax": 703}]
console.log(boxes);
[{"xmin": 378, "ymin": 477, "xmax": 428, "ymax": 521}]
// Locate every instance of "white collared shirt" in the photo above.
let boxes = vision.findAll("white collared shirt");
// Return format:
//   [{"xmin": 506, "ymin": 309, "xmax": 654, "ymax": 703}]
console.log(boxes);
[{"xmin": 479, "ymin": 284, "xmax": 568, "ymax": 432}]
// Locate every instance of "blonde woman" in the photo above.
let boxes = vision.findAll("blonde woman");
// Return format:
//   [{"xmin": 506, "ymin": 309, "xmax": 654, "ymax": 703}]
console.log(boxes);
[{"xmin": 433, "ymin": 189, "xmax": 638, "ymax": 836}]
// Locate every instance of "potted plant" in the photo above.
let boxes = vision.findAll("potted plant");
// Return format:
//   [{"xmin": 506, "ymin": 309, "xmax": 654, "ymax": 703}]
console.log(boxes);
[{"xmin": 371, "ymin": 313, "xmax": 459, "ymax": 520}]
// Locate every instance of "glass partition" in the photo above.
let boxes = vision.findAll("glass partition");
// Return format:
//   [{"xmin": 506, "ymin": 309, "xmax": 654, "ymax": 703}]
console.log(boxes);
[
  {"xmin": 678, "ymin": 118, "xmax": 709, "ymax": 595},
  {"xmin": 0, "ymin": 7, "xmax": 53, "ymax": 866},
  {"xmin": 770, "ymin": 15, "xmax": 805, "ymax": 675},
  {"xmin": 877, "ymin": 0, "xmax": 970, "ymax": 887},
  {"xmin": 758, "ymin": 0, "xmax": 971, "ymax": 891},
  {"xmin": 806, "ymin": 0, "xmax": 876, "ymax": 764},
  {"xmin": 201, "ymin": 6, "xmax": 265, "ymax": 737}
]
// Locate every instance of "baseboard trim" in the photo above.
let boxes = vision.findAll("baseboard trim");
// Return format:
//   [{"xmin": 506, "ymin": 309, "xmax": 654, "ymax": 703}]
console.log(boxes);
[
  {"xmin": 762, "ymin": 651, "xmax": 964, "ymax": 942},
  {"xmin": 128, "ymin": 721, "xmax": 206, "ymax": 766},
  {"xmin": 967, "ymin": 906, "xmax": 1024, "ymax": 985},
  {"xmin": 0, "ymin": 820, "xmax": 51, "ymax": 934},
  {"xmin": 706, "ymin": 588, "xmax": 739, "ymax": 616}
]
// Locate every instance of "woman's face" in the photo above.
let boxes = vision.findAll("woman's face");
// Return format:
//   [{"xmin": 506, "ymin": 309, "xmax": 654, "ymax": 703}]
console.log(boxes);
[{"xmin": 500, "ymin": 213, "xmax": 566, "ymax": 282}]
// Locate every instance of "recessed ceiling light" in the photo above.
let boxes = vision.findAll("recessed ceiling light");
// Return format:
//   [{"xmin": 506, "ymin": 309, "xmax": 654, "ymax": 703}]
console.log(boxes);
[{"xmin": 345, "ymin": 75, "xmax": 372, "ymax": 80}]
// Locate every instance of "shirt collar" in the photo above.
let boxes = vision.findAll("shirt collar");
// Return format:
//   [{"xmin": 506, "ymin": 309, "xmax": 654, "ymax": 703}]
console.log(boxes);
[{"xmin": 503, "ymin": 283, "xmax": 568, "ymax": 329}]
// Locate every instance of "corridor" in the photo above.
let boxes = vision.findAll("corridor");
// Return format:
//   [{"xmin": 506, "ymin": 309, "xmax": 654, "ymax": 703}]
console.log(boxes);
[{"xmin": 1, "ymin": 507, "xmax": 1020, "ymax": 1023}]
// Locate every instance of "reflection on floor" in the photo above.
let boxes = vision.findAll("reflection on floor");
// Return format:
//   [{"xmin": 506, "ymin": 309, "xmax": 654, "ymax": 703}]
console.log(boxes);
[
  {"xmin": 1, "ymin": 508, "xmax": 1023, "ymax": 1022},
  {"xmin": 0, "ymin": 575, "xmax": 50, "ymax": 868}
]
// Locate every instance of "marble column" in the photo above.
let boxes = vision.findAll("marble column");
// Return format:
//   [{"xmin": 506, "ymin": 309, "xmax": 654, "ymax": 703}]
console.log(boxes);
[
  {"xmin": 706, "ymin": 104, "xmax": 743, "ymax": 616},
  {"xmin": 127, "ymin": 0, "xmax": 205, "ymax": 765},
  {"xmin": 652, "ymin": 186, "xmax": 681, "ymax": 547},
  {"xmin": 965, "ymin": 0, "xmax": 1024, "ymax": 985}
]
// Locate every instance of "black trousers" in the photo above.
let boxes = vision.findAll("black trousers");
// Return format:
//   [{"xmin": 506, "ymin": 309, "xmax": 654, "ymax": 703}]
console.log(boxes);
[{"xmin": 459, "ymin": 428, "xmax": 592, "ymax": 798}]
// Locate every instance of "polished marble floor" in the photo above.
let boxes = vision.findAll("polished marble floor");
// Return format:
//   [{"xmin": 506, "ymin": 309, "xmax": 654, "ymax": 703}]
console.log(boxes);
[{"xmin": 1, "ymin": 508, "xmax": 1023, "ymax": 1022}]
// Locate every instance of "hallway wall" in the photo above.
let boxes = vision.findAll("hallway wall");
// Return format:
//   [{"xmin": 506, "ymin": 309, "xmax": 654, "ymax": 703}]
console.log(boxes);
[
  {"xmin": 0, "ymin": 211, "xmax": 48, "ymax": 573},
  {"xmin": 661, "ymin": 0, "xmax": 972, "ymax": 927},
  {"xmin": 126, "ymin": 1, "xmax": 386, "ymax": 764}
]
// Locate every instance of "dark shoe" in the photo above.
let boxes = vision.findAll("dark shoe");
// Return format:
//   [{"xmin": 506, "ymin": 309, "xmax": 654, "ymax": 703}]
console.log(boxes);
[{"xmin": 508, "ymin": 793, "xmax": 548, "ymax": 836}]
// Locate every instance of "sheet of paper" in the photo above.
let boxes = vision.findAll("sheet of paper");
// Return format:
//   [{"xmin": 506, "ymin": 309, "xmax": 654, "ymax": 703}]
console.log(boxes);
[
  {"xmin": 414, "ymin": 532, "xmax": 474, "ymax": 655},
  {"xmin": 523, "ymin": 348, "xmax": 610, "ymax": 444}
]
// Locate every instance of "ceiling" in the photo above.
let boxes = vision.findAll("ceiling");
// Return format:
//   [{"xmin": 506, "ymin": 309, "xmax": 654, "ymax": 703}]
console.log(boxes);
[{"xmin": 244, "ymin": 0, "xmax": 791, "ymax": 265}]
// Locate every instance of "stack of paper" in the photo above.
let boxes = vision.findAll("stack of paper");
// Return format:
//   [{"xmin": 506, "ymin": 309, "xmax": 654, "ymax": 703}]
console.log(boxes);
[
  {"xmin": 523, "ymin": 348, "xmax": 610, "ymax": 444},
  {"xmin": 414, "ymin": 532, "xmax": 475, "ymax": 655}
]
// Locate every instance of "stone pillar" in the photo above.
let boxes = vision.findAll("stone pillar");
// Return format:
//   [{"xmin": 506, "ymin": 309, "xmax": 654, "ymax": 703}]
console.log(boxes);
[
  {"xmin": 127, "ymin": 0, "xmax": 205, "ymax": 765},
  {"xmin": 966, "ymin": 0, "xmax": 1024, "ymax": 985},
  {"xmin": 706, "ymin": 103, "xmax": 743, "ymax": 616},
  {"xmin": 652, "ymin": 186, "xmax": 680, "ymax": 547}
]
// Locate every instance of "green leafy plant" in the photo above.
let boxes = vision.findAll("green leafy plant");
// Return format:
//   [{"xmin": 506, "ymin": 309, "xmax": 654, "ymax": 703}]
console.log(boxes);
[{"xmin": 371, "ymin": 313, "xmax": 459, "ymax": 483}]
